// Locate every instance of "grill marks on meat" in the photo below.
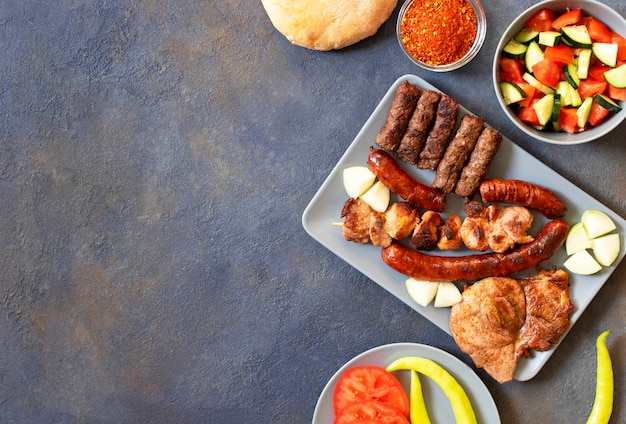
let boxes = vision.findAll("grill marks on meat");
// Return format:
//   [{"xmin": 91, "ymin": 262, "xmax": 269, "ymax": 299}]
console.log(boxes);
[
  {"xmin": 455, "ymin": 127, "xmax": 502, "ymax": 197},
  {"xmin": 450, "ymin": 268, "xmax": 573, "ymax": 383},
  {"xmin": 433, "ymin": 115, "xmax": 485, "ymax": 193},
  {"xmin": 418, "ymin": 96, "xmax": 460, "ymax": 170},
  {"xmin": 397, "ymin": 90, "xmax": 441, "ymax": 165},
  {"xmin": 375, "ymin": 81, "xmax": 421, "ymax": 152}
]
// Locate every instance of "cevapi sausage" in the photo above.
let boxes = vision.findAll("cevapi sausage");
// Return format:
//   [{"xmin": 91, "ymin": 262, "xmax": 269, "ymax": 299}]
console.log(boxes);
[
  {"xmin": 396, "ymin": 90, "xmax": 440, "ymax": 165},
  {"xmin": 368, "ymin": 148, "xmax": 446, "ymax": 212},
  {"xmin": 381, "ymin": 219, "xmax": 569, "ymax": 282},
  {"xmin": 479, "ymin": 178, "xmax": 567, "ymax": 219},
  {"xmin": 374, "ymin": 81, "xmax": 421, "ymax": 152}
]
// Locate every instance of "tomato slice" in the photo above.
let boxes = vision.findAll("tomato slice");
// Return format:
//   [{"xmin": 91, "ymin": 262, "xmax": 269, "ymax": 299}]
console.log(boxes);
[
  {"xmin": 544, "ymin": 44, "xmax": 575, "ymax": 65},
  {"xmin": 518, "ymin": 82, "xmax": 538, "ymax": 108},
  {"xmin": 606, "ymin": 85, "xmax": 626, "ymax": 101},
  {"xmin": 532, "ymin": 59, "xmax": 561, "ymax": 88},
  {"xmin": 519, "ymin": 103, "xmax": 541, "ymax": 126},
  {"xmin": 333, "ymin": 366, "xmax": 409, "ymax": 416},
  {"xmin": 559, "ymin": 107, "xmax": 582, "ymax": 133},
  {"xmin": 334, "ymin": 400, "xmax": 410, "ymax": 424},
  {"xmin": 587, "ymin": 18, "xmax": 612, "ymax": 43},
  {"xmin": 611, "ymin": 32, "xmax": 626, "ymax": 61},
  {"xmin": 500, "ymin": 58, "xmax": 524, "ymax": 84},
  {"xmin": 551, "ymin": 9, "xmax": 582, "ymax": 31},
  {"xmin": 578, "ymin": 79, "xmax": 607, "ymax": 99},
  {"xmin": 588, "ymin": 101, "xmax": 611, "ymax": 126},
  {"xmin": 588, "ymin": 63, "xmax": 612, "ymax": 81},
  {"xmin": 525, "ymin": 9, "xmax": 554, "ymax": 32}
]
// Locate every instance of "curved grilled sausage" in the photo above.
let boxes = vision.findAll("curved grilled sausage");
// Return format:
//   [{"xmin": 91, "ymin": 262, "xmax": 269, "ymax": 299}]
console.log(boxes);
[
  {"xmin": 368, "ymin": 149, "xmax": 446, "ymax": 212},
  {"xmin": 479, "ymin": 179, "xmax": 567, "ymax": 219},
  {"xmin": 381, "ymin": 219, "xmax": 569, "ymax": 282}
]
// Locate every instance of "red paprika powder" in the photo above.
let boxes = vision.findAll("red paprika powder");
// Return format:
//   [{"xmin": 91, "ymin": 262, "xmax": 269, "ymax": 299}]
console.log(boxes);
[{"xmin": 400, "ymin": 0, "xmax": 478, "ymax": 66}]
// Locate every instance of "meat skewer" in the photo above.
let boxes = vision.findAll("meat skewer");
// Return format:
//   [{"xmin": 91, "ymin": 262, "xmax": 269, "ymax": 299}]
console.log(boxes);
[
  {"xmin": 455, "ymin": 126, "xmax": 502, "ymax": 197},
  {"xmin": 432, "ymin": 115, "xmax": 484, "ymax": 193},
  {"xmin": 417, "ymin": 96, "xmax": 460, "ymax": 170},
  {"xmin": 374, "ymin": 81, "xmax": 421, "ymax": 152},
  {"xmin": 396, "ymin": 90, "xmax": 441, "ymax": 165}
]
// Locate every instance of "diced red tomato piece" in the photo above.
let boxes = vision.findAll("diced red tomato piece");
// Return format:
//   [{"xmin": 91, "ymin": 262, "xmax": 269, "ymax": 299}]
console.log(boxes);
[
  {"xmin": 544, "ymin": 44, "xmax": 575, "ymax": 65},
  {"xmin": 606, "ymin": 85, "xmax": 626, "ymax": 101},
  {"xmin": 578, "ymin": 79, "xmax": 607, "ymax": 99},
  {"xmin": 518, "ymin": 82, "xmax": 538, "ymax": 108},
  {"xmin": 532, "ymin": 59, "xmax": 561, "ymax": 88},
  {"xmin": 588, "ymin": 101, "xmax": 611, "ymax": 126},
  {"xmin": 333, "ymin": 366, "xmax": 409, "ymax": 417},
  {"xmin": 525, "ymin": 9, "xmax": 554, "ymax": 32},
  {"xmin": 588, "ymin": 63, "xmax": 612, "ymax": 82},
  {"xmin": 519, "ymin": 103, "xmax": 541, "ymax": 126},
  {"xmin": 559, "ymin": 107, "xmax": 582, "ymax": 133},
  {"xmin": 551, "ymin": 9, "xmax": 582, "ymax": 31},
  {"xmin": 500, "ymin": 58, "xmax": 525, "ymax": 84},
  {"xmin": 611, "ymin": 32, "xmax": 626, "ymax": 61},
  {"xmin": 587, "ymin": 18, "xmax": 612, "ymax": 43},
  {"xmin": 335, "ymin": 400, "xmax": 410, "ymax": 424}
]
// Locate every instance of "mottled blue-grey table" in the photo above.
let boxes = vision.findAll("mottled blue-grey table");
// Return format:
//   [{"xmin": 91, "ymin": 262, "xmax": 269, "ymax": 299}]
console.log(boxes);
[{"xmin": 1, "ymin": 1, "xmax": 624, "ymax": 423}]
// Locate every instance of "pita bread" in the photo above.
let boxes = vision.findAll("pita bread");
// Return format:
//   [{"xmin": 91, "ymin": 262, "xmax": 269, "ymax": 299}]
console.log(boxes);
[{"xmin": 262, "ymin": 0, "xmax": 398, "ymax": 51}]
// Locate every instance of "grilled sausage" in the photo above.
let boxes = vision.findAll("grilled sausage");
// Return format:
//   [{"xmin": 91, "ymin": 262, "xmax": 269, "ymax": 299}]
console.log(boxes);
[
  {"xmin": 479, "ymin": 179, "xmax": 567, "ymax": 219},
  {"xmin": 455, "ymin": 126, "xmax": 502, "ymax": 197},
  {"xmin": 396, "ymin": 90, "xmax": 440, "ymax": 165},
  {"xmin": 432, "ymin": 115, "xmax": 484, "ymax": 193},
  {"xmin": 374, "ymin": 81, "xmax": 421, "ymax": 152},
  {"xmin": 381, "ymin": 219, "xmax": 569, "ymax": 282},
  {"xmin": 417, "ymin": 96, "xmax": 459, "ymax": 170},
  {"xmin": 367, "ymin": 148, "xmax": 446, "ymax": 212}
]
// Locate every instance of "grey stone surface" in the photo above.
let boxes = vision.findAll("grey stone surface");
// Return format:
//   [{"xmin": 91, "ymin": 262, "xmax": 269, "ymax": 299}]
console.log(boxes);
[{"xmin": 1, "ymin": 0, "xmax": 624, "ymax": 422}]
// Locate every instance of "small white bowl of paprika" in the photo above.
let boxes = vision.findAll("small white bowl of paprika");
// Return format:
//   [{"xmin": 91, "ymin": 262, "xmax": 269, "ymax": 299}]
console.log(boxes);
[{"xmin": 397, "ymin": 0, "xmax": 487, "ymax": 71}]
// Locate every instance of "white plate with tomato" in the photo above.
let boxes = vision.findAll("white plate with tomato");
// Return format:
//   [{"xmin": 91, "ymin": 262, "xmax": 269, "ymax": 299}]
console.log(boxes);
[{"xmin": 312, "ymin": 343, "xmax": 500, "ymax": 423}]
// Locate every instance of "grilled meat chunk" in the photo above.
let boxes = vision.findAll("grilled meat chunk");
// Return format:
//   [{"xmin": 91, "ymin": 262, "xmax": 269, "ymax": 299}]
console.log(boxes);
[
  {"xmin": 437, "ymin": 214, "xmax": 463, "ymax": 250},
  {"xmin": 340, "ymin": 198, "xmax": 372, "ymax": 243},
  {"xmin": 411, "ymin": 211, "xmax": 442, "ymax": 251}
]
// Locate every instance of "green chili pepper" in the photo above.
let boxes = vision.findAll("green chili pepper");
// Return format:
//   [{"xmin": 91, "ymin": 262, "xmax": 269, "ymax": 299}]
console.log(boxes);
[
  {"xmin": 386, "ymin": 356, "xmax": 477, "ymax": 424},
  {"xmin": 409, "ymin": 370, "xmax": 431, "ymax": 424},
  {"xmin": 586, "ymin": 330, "xmax": 613, "ymax": 424}
]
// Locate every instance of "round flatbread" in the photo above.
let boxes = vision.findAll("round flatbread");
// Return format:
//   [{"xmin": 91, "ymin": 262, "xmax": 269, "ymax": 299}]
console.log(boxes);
[{"xmin": 262, "ymin": 0, "xmax": 398, "ymax": 51}]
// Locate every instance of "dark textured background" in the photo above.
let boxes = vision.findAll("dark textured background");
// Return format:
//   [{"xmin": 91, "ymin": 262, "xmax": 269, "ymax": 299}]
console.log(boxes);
[{"xmin": 1, "ymin": 1, "xmax": 624, "ymax": 422}]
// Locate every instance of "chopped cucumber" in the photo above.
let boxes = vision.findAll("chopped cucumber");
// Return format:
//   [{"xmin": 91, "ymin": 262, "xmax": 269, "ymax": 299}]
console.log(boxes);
[
  {"xmin": 523, "ymin": 72, "xmax": 555, "ymax": 95},
  {"xmin": 525, "ymin": 41, "xmax": 545, "ymax": 73},
  {"xmin": 561, "ymin": 25, "xmax": 592, "ymax": 48},
  {"xmin": 552, "ymin": 93, "xmax": 561, "ymax": 123},
  {"xmin": 538, "ymin": 31, "xmax": 562, "ymax": 47},
  {"xmin": 594, "ymin": 93, "xmax": 623, "ymax": 113},
  {"xmin": 515, "ymin": 27, "xmax": 539, "ymax": 44},
  {"xmin": 556, "ymin": 80, "xmax": 582, "ymax": 107},
  {"xmin": 500, "ymin": 81, "xmax": 526, "ymax": 105},
  {"xmin": 503, "ymin": 39, "xmax": 528, "ymax": 59},
  {"xmin": 603, "ymin": 64, "xmax": 626, "ymax": 88},
  {"xmin": 592, "ymin": 43, "xmax": 619, "ymax": 67},
  {"xmin": 533, "ymin": 93, "xmax": 555, "ymax": 126},
  {"xmin": 577, "ymin": 49, "xmax": 592, "ymax": 80},
  {"xmin": 564, "ymin": 63, "xmax": 581, "ymax": 89},
  {"xmin": 576, "ymin": 96, "xmax": 594, "ymax": 128}
]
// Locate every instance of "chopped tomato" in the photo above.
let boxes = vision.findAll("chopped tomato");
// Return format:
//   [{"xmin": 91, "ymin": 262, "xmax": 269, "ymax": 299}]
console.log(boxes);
[
  {"xmin": 519, "ymin": 104, "xmax": 541, "ymax": 126},
  {"xmin": 525, "ymin": 9, "xmax": 554, "ymax": 32},
  {"xmin": 606, "ymin": 85, "xmax": 626, "ymax": 101},
  {"xmin": 532, "ymin": 59, "xmax": 561, "ymax": 88},
  {"xmin": 588, "ymin": 101, "xmax": 611, "ymax": 126},
  {"xmin": 544, "ymin": 44, "xmax": 575, "ymax": 65},
  {"xmin": 335, "ymin": 400, "xmax": 410, "ymax": 424},
  {"xmin": 578, "ymin": 79, "xmax": 607, "ymax": 99},
  {"xmin": 559, "ymin": 107, "xmax": 582, "ymax": 133},
  {"xmin": 551, "ymin": 8, "xmax": 582, "ymax": 31},
  {"xmin": 333, "ymin": 366, "xmax": 409, "ymax": 417},
  {"xmin": 500, "ymin": 58, "xmax": 524, "ymax": 83},
  {"xmin": 587, "ymin": 18, "xmax": 612, "ymax": 43},
  {"xmin": 518, "ymin": 82, "xmax": 538, "ymax": 108},
  {"xmin": 588, "ymin": 63, "xmax": 612, "ymax": 82},
  {"xmin": 611, "ymin": 32, "xmax": 626, "ymax": 61}
]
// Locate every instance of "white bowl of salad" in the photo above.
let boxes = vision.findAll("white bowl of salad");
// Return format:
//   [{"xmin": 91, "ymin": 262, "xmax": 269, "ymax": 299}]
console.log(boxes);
[{"xmin": 493, "ymin": 0, "xmax": 626, "ymax": 144}]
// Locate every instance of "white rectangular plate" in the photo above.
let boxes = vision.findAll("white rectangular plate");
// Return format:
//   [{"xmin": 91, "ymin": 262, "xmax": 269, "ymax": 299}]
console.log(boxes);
[{"xmin": 302, "ymin": 74, "xmax": 626, "ymax": 381}]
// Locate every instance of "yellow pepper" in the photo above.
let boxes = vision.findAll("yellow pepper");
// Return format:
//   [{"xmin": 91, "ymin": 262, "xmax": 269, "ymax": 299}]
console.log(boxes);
[
  {"xmin": 586, "ymin": 331, "xmax": 613, "ymax": 424},
  {"xmin": 386, "ymin": 356, "xmax": 477, "ymax": 424},
  {"xmin": 409, "ymin": 370, "xmax": 431, "ymax": 424}
]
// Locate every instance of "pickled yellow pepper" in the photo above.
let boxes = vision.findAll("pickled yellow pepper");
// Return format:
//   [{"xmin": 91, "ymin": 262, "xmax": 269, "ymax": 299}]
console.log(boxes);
[
  {"xmin": 409, "ymin": 370, "xmax": 432, "ymax": 424},
  {"xmin": 387, "ymin": 357, "xmax": 477, "ymax": 424},
  {"xmin": 586, "ymin": 331, "xmax": 613, "ymax": 424}
]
